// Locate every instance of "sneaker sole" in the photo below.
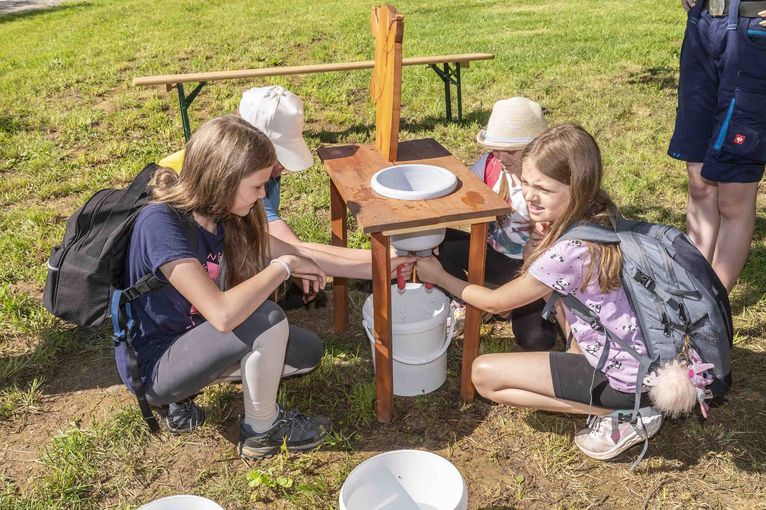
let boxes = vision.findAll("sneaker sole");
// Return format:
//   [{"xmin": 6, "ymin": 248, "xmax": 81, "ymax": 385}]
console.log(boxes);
[
  {"xmin": 239, "ymin": 436, "xmax": 326, "ymax": 460},
  {"xmin": 576, "ymin": 420, "xmax": 662, "ymax": 461}
]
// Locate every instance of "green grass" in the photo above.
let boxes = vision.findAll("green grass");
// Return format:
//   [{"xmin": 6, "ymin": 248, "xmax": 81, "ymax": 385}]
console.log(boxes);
[{"xmin": 1, "ymin": 0, "xmax": 765, "ymax": 508}]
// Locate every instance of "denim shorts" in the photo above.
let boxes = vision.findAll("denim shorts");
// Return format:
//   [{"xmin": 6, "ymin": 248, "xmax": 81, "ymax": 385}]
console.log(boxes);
[{"xmin": 668, "ymin": 2, "xmax": 766, "ymax": 183}]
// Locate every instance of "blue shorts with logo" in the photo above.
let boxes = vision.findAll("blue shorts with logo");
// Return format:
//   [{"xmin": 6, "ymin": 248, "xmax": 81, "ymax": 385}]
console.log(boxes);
[{"xmin": 668, "ymin": 1, "xmax": 766, "ymax": 183}]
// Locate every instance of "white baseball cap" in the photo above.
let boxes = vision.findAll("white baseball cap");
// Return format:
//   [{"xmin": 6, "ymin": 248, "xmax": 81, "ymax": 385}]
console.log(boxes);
[{"xmin": 239, "ymin": 85, "xmax": 313, "ymax": 172}]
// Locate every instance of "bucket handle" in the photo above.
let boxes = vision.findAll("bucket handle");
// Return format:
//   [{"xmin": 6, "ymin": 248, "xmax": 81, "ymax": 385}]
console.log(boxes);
[{"xmin": 362, "ymin": 307, "xmax": 455, "ymax": 366}]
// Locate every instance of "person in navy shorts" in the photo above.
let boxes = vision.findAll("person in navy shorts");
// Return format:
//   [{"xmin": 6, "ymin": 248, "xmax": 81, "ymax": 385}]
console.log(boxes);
[{"xmin": 669, "ymin": 0, "xmax": 766, "ymax": 291}]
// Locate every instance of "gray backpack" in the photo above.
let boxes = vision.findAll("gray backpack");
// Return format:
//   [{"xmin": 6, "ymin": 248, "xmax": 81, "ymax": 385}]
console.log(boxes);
[{"xmin": 542, "ymin": 217, "xmax": 733, "ymax": 423}]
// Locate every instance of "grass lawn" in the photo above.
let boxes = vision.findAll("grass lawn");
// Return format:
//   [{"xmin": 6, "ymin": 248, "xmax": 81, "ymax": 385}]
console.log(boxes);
[{"xmin": 1, "ymin": 0, "xmax": 765, "ymax": 508}]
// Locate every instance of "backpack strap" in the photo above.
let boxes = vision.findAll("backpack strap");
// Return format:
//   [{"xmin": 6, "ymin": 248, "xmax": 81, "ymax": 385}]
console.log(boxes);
[
  {"xmin": 111, "ymin": 286, "xmax": 161, "ymax": 433},
  {"xmin": 108, "ymin": 207, "xmax": 199, "ymax": 433},
  {"xmin": 559, "ymin": 222, "xmax": 620, "ymax": 245}
]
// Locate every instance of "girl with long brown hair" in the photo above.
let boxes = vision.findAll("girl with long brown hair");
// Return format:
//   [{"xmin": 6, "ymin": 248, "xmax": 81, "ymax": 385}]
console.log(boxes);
[
  {"xmin": 117, "ymin": 115, "xmax": 411, "ymax": 459},
  {"xmin": 416, "ymin": 124, "xmax": 663, "ymax": 461}
]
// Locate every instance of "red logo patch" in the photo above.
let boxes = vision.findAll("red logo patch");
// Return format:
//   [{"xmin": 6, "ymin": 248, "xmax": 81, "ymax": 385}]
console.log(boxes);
[{"xmin": 734, "ymin": 134, "xmax": 746, "ymax": 145}]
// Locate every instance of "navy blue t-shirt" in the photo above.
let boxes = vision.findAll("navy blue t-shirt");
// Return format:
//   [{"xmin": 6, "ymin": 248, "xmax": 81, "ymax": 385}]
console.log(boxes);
[{"xmin": 115, "ymin": 203, "xmax": 224, "ymax": 391}]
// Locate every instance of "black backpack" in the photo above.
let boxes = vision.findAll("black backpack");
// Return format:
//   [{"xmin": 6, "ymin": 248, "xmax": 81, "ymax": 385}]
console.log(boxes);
[{"xmin": 44, "ymin": 163, "xmax": 195, "ymax": 432}]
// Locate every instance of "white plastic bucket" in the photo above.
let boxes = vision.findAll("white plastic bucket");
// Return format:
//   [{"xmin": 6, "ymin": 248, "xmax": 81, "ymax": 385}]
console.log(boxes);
[
  {"xmin": 137, "ymin": 495, "xmax": 223, "ymax": 510},
  {"xmin": 339, "ymin": 450, "xmax": 468, "ymax": 510},
  {"xmin": 362, "ymin": 283, "xmax": 454, "ymax": 396}
]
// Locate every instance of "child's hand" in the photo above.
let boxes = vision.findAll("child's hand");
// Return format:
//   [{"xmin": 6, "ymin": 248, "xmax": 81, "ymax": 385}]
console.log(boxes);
[
  {"xmin": 414, "ymin": 256, "xmax": 445, "ymax": 284},
  {"xmin": 390, "ymin": 256, "xmax": 416, "ymax": 279},
  {"xmin": 278, "ymin": 255, "xmax": 326, "ymax": 294},
  {"xmin": 681, "ymin": 0, "xmax": 695, "ymax": 11}
]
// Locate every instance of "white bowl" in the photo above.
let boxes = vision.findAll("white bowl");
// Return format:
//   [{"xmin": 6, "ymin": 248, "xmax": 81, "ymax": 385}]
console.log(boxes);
[
  {"xmin": 390, "ymin": 229, "xmax": 446, "ymax": 253},
  {"xmin": 339, "ymin": 450, "xmax": 467, "ymax": 510},
  {"xmin": 137, "ymin": 495, "xmax": 224, "ymax": 510},
  {"xmin": 371, "ymin": 164, "xmax": 457, "ymax": 201}
]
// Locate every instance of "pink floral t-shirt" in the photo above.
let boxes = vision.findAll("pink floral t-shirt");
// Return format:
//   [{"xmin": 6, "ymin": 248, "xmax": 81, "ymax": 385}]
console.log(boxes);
[{"xmin": 528, "ymin": 239, "xmax": 647, "ymax": 393}]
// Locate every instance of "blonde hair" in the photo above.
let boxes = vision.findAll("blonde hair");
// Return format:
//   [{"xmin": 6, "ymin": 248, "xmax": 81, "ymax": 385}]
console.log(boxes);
[
  {"xmin": 152, "ymin": 115, "xmax": 276, "ymax": 288},
  {"xmin": 521, "ymin": 124, "xmax": 622, "ymax": 293}
]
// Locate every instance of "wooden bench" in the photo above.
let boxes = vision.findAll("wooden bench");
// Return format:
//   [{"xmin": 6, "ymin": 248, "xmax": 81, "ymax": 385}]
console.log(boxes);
[{"xmin": 133, "ymin": 53, "xmax": 494, "ymax": 141}]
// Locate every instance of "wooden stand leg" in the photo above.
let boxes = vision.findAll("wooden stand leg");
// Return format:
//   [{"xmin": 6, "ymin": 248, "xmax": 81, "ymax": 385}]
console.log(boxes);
[
  {"xmin": 461, "ymin": 222, "xmax": 489, "ymax": 402},
  {"xmin": 371, "ymin": 233, "xmax": 393, "ymax": 423},
  {"xmin": 330, "ymin": 181, "xmax": 348, "ymax": 332}
]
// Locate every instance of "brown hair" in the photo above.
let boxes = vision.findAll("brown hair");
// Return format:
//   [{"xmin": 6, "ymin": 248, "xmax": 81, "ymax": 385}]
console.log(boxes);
[
  {"xmin": 152, "ymin": 115, "xmax": 276, "ymax": 288},
  {"xmin": 521, "ymin": 124, "xmax": 622, "ymax": 293}
]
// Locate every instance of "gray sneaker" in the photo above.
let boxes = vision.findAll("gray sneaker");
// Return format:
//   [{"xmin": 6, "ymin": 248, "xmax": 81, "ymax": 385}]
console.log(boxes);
[
  {"xmin": 238, "ymin": 406, "xmax": 331, "ymax": 459},
  {"xmin": 162, "ymin": 397, "xmax": 205, "ymax": 434},
  {"xmin": 574, "ymin": 407, "xmax": 663, "ymax": 461}
]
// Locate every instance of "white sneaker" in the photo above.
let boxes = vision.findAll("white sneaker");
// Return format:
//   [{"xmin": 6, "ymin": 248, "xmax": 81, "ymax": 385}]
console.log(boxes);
[{"xmin": 574, "ymin": 407, "xmax": 663, "ymax": 461}]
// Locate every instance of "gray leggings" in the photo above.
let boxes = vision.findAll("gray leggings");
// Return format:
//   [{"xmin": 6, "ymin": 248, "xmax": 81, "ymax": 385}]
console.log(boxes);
[{"xmin": 145, "ymin": 300, "xmax": 322, "ymax": 406}]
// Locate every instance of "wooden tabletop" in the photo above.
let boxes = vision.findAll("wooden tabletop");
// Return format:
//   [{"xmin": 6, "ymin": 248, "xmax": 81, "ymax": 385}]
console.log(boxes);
[{"xmin": 317, "ymin": 138, "xmax": 511, "ymax": 235}]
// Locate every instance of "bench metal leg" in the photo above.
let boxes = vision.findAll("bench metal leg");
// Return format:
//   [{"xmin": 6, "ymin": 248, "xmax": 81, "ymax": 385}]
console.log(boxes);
[
  {"xmin": 175, "ymin": 82, "xmax": 207, "ymax": 142},
  {"xmin": 428, "ymin": 62, "xmax": 463, "ymax": 122}
]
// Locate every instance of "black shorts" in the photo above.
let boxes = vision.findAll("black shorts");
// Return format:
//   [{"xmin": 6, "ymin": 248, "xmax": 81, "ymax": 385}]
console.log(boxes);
[{"xmin": 549, "ymin": 352, "xmax": 650, "ymax": 410}]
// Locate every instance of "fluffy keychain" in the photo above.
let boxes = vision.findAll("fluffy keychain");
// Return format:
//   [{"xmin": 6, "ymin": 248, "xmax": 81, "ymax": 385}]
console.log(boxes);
[{"xmin": 643, "ymin": 335, "xmax": 715, "ymax": 418}]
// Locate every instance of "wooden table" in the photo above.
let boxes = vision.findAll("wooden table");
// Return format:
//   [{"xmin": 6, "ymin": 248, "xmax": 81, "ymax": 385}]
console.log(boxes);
[{"xmin": 318, "ymin": 138, "xmax": 511, "ymax": 423}]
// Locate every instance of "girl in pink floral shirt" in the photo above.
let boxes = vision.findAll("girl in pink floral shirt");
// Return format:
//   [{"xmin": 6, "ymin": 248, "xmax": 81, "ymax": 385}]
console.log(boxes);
[{"xmin": 416, "ymin": 124, "xmax": 663, "ymax": 462}]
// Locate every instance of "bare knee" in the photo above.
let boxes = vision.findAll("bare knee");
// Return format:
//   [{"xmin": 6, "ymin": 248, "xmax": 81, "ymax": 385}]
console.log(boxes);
[
  {"xmin": 687, "ymin": 173, "xmax": 717, "ymax": 202},
  {"xmin": 471, "ymin": 355, "xmax": 497, "ymax": 398},
  {"xmin": 718, "ymin": 191, "xmax": 756, "ymax": 221}
]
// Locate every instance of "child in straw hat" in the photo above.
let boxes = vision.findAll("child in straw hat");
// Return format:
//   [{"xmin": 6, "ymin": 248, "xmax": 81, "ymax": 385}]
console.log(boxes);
[{"xmin": 436, "ymin": 97, "xmax": 557, "ymax": 350}]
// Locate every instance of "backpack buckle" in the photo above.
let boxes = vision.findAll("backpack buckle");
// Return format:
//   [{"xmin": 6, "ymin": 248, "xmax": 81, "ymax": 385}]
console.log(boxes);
[{"xmin": 634, "ymin": 270, "xmax": 653, "ymax": 289}]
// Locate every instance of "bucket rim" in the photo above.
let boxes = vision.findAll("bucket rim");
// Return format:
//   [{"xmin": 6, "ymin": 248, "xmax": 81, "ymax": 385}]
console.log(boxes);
[
  {"xmin": 339, "ymin": 449, "xmax": 467, "ymax": 508},
  {"xmin": 362, "ymin": 283, "xmax": 450, "ymax": 334}
]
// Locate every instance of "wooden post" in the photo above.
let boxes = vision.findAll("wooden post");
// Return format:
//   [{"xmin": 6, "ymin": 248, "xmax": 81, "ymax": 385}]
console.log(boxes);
[
  {"xmin": 370, "ymin": 5, "xmax": 404, "ymax": 163},
  {"xmin": 371, "ymin": 232, "xmax": 393, "ymax": 422},
  {"xmin": 330, "ymin": 181, "xmax": 349, "ymax": 332},
  {"xmin": 461, "ymin": 222, "xmax": 489, "ymax": 402}
]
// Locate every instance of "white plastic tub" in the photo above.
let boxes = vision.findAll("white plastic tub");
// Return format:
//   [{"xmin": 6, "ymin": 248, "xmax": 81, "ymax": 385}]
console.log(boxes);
[
  {"xmin": 137, "ymin": 495, "xmax": 223, "ymax": 510},
  {"xmin": 339, "ymin": 450, "xmax": 468, "ymax": 510},
  {"xmin": 370, "ymin": 164, "xmax": 457, "ymax": 201},
  {"xmin": 362, "ymin": 283, "xmax": 454, "ymax": 396}
]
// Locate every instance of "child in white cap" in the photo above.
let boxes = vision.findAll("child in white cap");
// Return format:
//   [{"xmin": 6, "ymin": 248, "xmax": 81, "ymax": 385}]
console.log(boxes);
[{"xmin": 436, "ymin": 97, "xmax": 556, "ymax": 350}]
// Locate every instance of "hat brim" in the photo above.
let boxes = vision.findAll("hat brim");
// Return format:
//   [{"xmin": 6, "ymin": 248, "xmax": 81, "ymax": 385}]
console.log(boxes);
[
  {"xmin": 476, "ymin": 129, "xmax": 531, "ymax": 151},
  {"xmin": 273, "ymin": 137, "xmax": 313, "ymax": 172}
]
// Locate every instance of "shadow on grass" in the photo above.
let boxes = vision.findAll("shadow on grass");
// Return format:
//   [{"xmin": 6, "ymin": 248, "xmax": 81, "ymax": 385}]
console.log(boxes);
[
  {"xmin": 626, "ymin": 65, "xmax": 678, "ymax": 91},
  {"xmin": 314, "ymin": 109, "xmax": 491, "ymax": 145},
  {"xmin": 0, "ymin": 1, "xmax": 92, "ymax": 23}
]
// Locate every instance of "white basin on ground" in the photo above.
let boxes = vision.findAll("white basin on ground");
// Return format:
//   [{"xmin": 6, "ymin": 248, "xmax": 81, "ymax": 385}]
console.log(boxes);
[
  {"xmin": 391, "ymin": 229, "xmax": 445, "ymax": 253},
  {"xmin": 371, "ymin": 164, "xmax": 457, "ymax": 201}
]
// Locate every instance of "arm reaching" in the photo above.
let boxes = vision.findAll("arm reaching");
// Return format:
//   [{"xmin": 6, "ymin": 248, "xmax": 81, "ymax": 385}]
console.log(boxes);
[
  {"xmin": 269, "ymin": 234, "xmax": 415, "ymax": 280},
  {"xmin": 415, "ymin": 255, "xmax": 551, "ymax": 315}
]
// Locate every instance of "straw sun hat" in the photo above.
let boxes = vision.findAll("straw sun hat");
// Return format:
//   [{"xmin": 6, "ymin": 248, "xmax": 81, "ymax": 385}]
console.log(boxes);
[{"xmin": 476, "ymin": 97, "xmax": 547, "ymax": 151}]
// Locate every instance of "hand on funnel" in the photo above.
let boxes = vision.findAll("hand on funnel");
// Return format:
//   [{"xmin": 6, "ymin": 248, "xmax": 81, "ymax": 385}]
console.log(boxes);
[{"xmin": 413, "ymin": 255, "xmax": 446, "ymax": 287}]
